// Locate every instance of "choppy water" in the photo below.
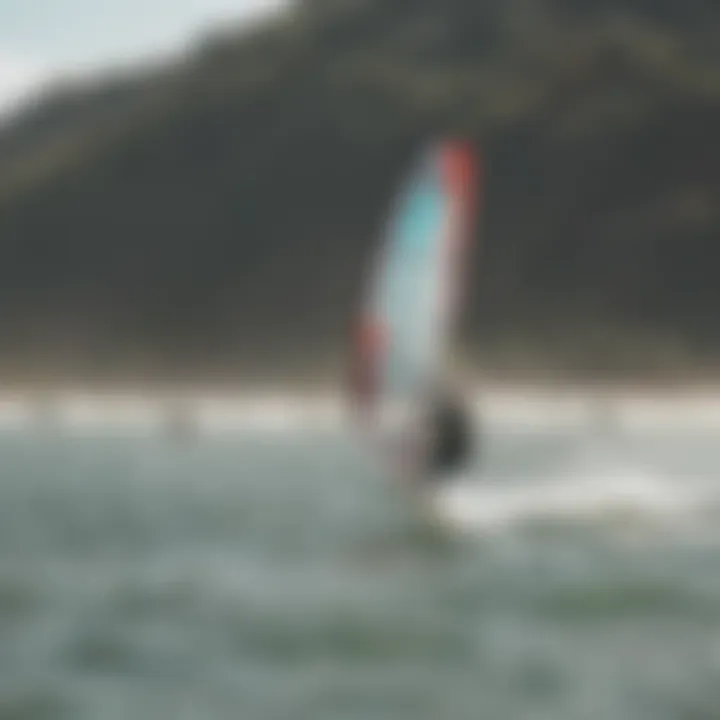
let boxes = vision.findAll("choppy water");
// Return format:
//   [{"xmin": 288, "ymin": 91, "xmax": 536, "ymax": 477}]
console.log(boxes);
[{"xmin": 2, "ymin": 418, "xmax": 720, "ymax": 719}]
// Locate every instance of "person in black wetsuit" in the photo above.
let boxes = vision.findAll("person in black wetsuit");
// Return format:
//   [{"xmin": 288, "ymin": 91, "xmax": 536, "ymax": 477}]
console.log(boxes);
[{"xmin": 423, "ymin": 389, "xmax": 475, "ymax": 483}]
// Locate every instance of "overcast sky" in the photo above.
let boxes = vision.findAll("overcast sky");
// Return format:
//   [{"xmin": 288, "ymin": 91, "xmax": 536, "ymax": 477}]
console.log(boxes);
[{"xmin": 0, "ymin": 0, "xmax": 286, "ymax": 115}]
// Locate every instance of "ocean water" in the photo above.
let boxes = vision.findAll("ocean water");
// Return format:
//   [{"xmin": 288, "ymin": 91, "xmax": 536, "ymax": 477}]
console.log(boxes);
[{"xmin": 2, "ymin": 409, "xmax": 720, "ymax": 719}]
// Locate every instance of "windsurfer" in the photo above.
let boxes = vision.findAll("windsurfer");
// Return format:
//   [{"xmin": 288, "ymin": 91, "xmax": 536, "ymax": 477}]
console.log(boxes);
[{"xmin": 422, "ymin": 389, "xmax": 474, "ymax": 484}]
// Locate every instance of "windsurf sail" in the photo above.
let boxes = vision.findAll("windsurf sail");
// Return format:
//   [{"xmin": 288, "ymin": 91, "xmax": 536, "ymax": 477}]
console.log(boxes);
[{"xmin": 350, "ymin": 140, "xmax": 481, "ymax": 473}]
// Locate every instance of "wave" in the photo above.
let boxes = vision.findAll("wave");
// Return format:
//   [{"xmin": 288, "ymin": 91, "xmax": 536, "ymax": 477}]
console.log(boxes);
[{"xmin": 431, "ymin": 449, "xmax": 717, "ymax": 535}]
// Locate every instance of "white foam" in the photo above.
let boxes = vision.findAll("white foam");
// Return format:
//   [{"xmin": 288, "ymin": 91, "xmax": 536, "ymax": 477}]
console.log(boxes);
[
  {"xmin": 432, "ymin": 460, "xmax": 711, "ymax": 535},
  {"xmin": 52, "ymin": 394, "xmax": 167, "ymax": 434},
  {"xmin": 0, "ymin": 396, "xmax": 36, "ymax": 430},
  {"xmin": 0, "ymin": 392, "xmax": 344, "ymax": 435}
]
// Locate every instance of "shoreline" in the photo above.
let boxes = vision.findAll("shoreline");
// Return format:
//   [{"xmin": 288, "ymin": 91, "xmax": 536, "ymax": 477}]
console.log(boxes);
[
  {"xmin": 0, "ymin": 399, "xmax": 718, "ymax": 438},
  {"xmin": 0, "ymin": 382, "xmax": 720, "ymax": 431},
  {"xmin": 3, "ymin": 375, "xmax": 720, "ymax": 400}
]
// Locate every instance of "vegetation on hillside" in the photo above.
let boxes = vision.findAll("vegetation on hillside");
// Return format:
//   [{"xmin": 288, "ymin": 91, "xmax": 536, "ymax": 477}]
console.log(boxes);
[{"xmin": 0, "ymin": 0, "xmax": 719, "ymax": 381}]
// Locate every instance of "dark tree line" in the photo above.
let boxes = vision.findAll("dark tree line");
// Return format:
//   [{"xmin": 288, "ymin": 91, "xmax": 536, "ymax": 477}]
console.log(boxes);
[{"xmin": 0, "ymin": 0, "xmax": 718, "ymax": 382}]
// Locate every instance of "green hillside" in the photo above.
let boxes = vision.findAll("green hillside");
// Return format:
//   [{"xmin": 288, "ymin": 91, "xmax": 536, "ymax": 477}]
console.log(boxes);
[{"xmin": 1, "ymin": 0, "xmax": 719, "ymax": 382}]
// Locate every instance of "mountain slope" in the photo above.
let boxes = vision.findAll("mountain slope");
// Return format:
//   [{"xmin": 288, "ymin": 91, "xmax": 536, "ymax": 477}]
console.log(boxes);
[{"xmin": 0, "ymin": 0, "xmax": 719, "ymax": 381}]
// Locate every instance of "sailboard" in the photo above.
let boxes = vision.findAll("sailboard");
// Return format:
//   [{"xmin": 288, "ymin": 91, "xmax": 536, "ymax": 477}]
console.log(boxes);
[{"xmin": 350, "ymin": 139, "xmax": 481, "ymax": 478}]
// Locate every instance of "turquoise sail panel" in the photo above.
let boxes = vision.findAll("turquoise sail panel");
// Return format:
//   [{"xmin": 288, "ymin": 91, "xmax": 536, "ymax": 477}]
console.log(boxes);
[{"xmin": 371, "ymin": 148, "xmax": 450, "ymax": 401}]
